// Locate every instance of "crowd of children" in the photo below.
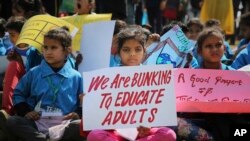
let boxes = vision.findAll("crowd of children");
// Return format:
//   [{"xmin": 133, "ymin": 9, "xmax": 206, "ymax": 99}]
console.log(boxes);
[{"xmin": 0, "ymin": 0, "xmax": 250, "ymax": 141}]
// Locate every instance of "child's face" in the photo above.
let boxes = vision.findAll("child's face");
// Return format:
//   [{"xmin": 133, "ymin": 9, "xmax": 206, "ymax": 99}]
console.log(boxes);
[
  {"xmin": 120, "ymin": 39, "xmax": 144, "ymax": 66},
  {"xmin": 188, "ymin": 24, "xmax": 202, "ymax": 41},
  {"xmin": 240, "ymin": 25, "xmax": 250, "ymax": 40},
  {"xmin": 12, "ymin": 7, "xmax": 24, "ymax": 17},
  {"xmin": 7, "ymin": 29, "xmax": 20, "ymax": 45},
  {"xmin": 199, "ymin": 35, "xmax": 225, "ymax": 63},
  {"xmin": 74, "ymin": 0, "xmax": 91, "ymax": 15},
  {"xmin": 42, "ymin": 38, "xmax": 69, "ymax": 68}
]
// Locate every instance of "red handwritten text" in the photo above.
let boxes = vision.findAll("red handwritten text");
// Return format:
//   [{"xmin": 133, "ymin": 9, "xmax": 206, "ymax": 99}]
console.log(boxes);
[
  {"xmin": 177, "ymin": 96, "xmax": 250, "ymax": 103},
  {"xmin": 114, "ymin": 89, "xmax": 165, "ymax": 107},
  {"xmin": 100, "ymin": 93, "xmax": 112, "ymax": 110},
  {"xmin": 88, "ymin": 75, "xmax": 110, "ymax": 92},
  {"xmin": 131, "ymin": 71, "xmax": 171, "ymax": 87},
  {"xmin": 176, "ymin": 95, "xmax": 193, "ymax": 101},
  {"xmin": 198, "ymin": 87, "xmax": 213, "ymax": 96},
  {"xmin": 214, "ymin": 76, "xmax": 242, "ymax": 86},
  {"xmin": 110, "ymin": 74, "xmax": 130, "ymax": 89},
  {"xmin": 101, "ymin": 108, "xmax": 158, "ymax": 126},
  {"xmin": 190, "ymin": 74, "xmax": 210, "ymax": 87}
]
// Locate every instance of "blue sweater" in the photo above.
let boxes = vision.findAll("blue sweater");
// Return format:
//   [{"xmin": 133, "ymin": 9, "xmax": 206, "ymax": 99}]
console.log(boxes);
[
  {"xmin": 231, "ymin": 43, "xmax": 250, "ymax": 69},
  {"xmin": 13, "ymin": 59, "xmax": 83, "ymax": 115}
]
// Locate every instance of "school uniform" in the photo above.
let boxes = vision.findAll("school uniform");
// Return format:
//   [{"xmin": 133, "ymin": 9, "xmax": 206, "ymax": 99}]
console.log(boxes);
[
  {"xmin": 6, "ymin": 59, "xmax": 84, "ymax": 141},
  {"xmin": 0, "ymin": 33, "xmax": 12, "ymax": 56},
  {"xmin": 13, "ymin": 59, "xmax": 83, "ymax": 115},
  {"xmin": 224, "ymin": 41, "xmax": 234, "ymax": 59},
  {"xmin": 231, "ymin": 43, "xmax": 250, "ymax": 69},
  {"xmin": 237, "ymin": 38, "xmax": 249, "ymax": 51}
]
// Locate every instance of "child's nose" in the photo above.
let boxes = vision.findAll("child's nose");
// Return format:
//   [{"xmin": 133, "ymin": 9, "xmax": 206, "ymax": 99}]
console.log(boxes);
[{"xmin": 130, "ymin": 51, "xmax": 136, "ymax": 56}]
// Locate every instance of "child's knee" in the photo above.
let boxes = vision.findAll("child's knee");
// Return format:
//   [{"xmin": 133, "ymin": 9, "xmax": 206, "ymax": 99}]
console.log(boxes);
[
  {"xmin": 155, "ymin": 127, "xmax": 176, "ymax": 141},
  {"xmin": 87, "ymin": 130, "xmax": 116, "ymax": 141},
  {"xmin": 87, "ymin": 130, "xmax": 105, "ymax": 141}
]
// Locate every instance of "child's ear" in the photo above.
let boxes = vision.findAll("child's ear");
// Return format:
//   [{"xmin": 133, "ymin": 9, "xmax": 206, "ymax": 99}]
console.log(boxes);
[{"xmin": 67, "ymin": 47, "xmax": 72, "ymax": 54}]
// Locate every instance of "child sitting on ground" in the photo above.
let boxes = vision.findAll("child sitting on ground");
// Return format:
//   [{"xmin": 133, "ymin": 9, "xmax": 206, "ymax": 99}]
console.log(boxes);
[
  {"xmin": 87, "ymin": 26, "xmax": 176, "ymax": 141},
  {"xmin": 5, "ymin": 26, "xmax": 85, "ymax": 141}
]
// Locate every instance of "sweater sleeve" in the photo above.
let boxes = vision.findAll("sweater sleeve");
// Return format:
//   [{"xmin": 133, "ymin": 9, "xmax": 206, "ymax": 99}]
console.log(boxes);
[{"xmin": 2, "ymin": 61, "xmax": 25, "ymax": 115}]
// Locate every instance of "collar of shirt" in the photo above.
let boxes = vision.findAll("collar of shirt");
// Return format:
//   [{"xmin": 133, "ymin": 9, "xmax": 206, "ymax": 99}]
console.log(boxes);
[{"xmin": 41, "ymin": 59, "xmax": 73, "ymax": 78}]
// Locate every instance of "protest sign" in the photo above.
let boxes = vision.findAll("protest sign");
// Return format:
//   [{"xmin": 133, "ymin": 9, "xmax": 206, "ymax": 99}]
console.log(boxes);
[
  {"xmin": 82, "ymin": 65, "xmax": 177, "ymax": 130},
  {"xmin": 62, "ymin": 14, "xmax": 112, "ymax": 51},
  {"xmin": 16, "ymin": 15, "xmax": 78, "ymax": 52},
  {"xmin": 144, "ymin": 25, "xmax": 195, "ymax": 68},
  {"xmin": 78, "ymin": 21, "xmax": 115, "ymax": 72},
  {"xmin": 175, "ymin": 68, "xmax": 250, "ymax": 113}
]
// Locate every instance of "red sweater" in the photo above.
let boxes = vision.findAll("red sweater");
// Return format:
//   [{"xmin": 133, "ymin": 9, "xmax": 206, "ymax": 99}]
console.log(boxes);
[{"xmin": 2, "ymin": 61, "xmax": 25, "ymax": 115}]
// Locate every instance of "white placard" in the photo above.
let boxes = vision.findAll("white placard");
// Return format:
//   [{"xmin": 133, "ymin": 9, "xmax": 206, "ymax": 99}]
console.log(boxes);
[
  {"xmin": 82, "ymin": 64, "xmax": 177, "ymax": 130},
  {"xmin": 78, "ymin": 21, "xmax": 115, "ymax": 72}
]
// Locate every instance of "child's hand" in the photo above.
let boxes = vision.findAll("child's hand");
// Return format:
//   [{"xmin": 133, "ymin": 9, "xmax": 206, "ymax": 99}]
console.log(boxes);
[
  {"xmin": 145, "ymin": 33, "xmax": 160, "ymax": 48},
  {"xmin": 7, "ymin": 49, "xmax": 24, "ymax": 64},
  {"xmin": 79, "ymin": 93, "xmax": 85, "ymax": 105},
  {"xmin": 25, "ymin": 111, "xmax": 41, "ymax": 121},
  {"xmin": 137, "ymin": 126, "xmax": 151, "ymax": 138},
  {"xmin": 63, "ymin": 112, "xmax": 80, "ymax": 120},
  {"xmin": 75, "ymin": 53, "xmax": 83, "ymax": 65}
]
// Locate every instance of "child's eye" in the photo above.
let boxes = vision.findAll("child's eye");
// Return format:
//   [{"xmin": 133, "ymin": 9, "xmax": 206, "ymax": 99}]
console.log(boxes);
[
  {"xmin": 122, "ymin": 48, "xmax": 130, "ymax": 53},
  {"xmin": 135, "ymin": 48, "xmax": 142, "ymax": 52},
  {"xmin": 51, "ymin": 46, "xmax": 57, "ymax": 50},
  {"xmin": 43, "ymin": 46, "xmax": 48, "ymax": 50},
  {"xmin": 215, "ymin": 43, "xmax": 223, "ymax": 48},
  {"xmin": 204, "ymin": 45, "xmax": 213, "ymax": 49}
]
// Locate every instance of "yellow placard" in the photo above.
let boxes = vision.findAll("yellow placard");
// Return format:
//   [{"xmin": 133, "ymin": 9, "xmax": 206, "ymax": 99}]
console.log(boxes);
[
  {"xmin": 62, "ymin": 14, "xmax": 112, "ymax": 51},
  {"xmin": 16, "ymin": 14, "xmax": 78, "ymax": 52},
  {"xmin": 200, "ymin": 0, "xmax": 234, "ymax": 35}
]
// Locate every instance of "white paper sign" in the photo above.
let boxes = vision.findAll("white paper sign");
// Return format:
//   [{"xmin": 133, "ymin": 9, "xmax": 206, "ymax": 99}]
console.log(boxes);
[
  {"xmin": 116, "ymin": 128, "xmax": 138, "ymax": 141},
  {"xmin": 82, "ymin": 65, "xmax": 177, "ymax": 130},
  {"xmin": 144, "ymin": 25, "xmax": 194, "ymax": 68},
  {"xmin": 78, "ymin": 21, "xmax": 115, "ymax": 72}
]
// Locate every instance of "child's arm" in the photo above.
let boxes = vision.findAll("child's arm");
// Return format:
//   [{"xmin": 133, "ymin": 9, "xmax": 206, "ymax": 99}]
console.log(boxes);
[
  {"xmin": 145, "ymin": 33, "xmax": 160, "ymax": 48},
  {"xmin": 63, "ymin": 93, "xmax": 84, "ymax": 120},
  {"xmin": 63, "ymin": 112, "xmax": 80, "ymax": 120},
  {"xmin": 13, "ymin": 71, "xmax": 33, "ymax": 116}
]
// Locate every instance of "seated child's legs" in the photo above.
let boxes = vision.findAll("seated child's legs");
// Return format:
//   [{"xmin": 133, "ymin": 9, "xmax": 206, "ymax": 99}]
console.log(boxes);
[
  {"xmin": 137, "ymin": 127, "xmax": 176, "ymax": 141},
  {"xmin": 61, "ymin": 119, "xmax": 86, "ymax": 141},
  {"xmin": 6, "ymin": 115, "xmax": 47, "ymax": 141},
  {"xmin": 87, "ymin": 130, "xmax": 125, "ymax": 141},
  {"xmin": 0, "ymin": 110, "xmax": 9, "ymax": 140}
]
